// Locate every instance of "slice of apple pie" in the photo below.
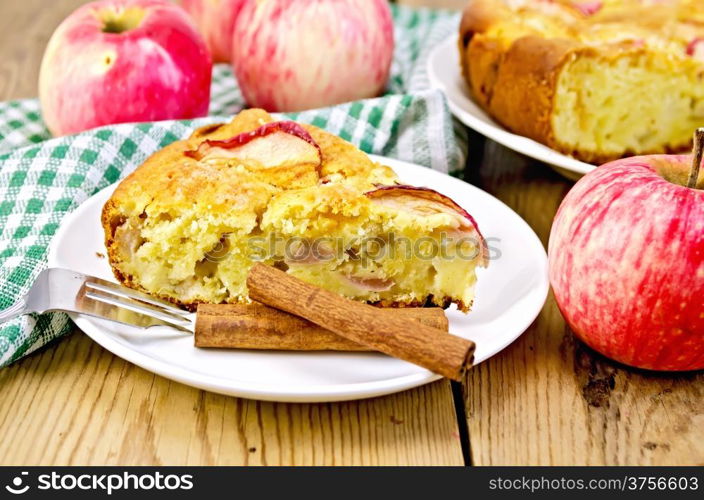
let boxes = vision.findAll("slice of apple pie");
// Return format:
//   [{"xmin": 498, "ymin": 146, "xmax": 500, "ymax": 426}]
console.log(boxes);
[{"xmin": 102, "ymin": 109, "xmax": 487, "ymax": 312}]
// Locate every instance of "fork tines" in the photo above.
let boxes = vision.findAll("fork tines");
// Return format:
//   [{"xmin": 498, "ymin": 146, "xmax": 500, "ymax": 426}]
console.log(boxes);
[{"xmin": 83, "ymin": 278, "xmax": 193, "ymax": 332}]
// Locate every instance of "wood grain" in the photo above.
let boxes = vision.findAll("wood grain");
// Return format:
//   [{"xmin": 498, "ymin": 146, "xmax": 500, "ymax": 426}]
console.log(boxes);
[
  {"xmin": 0, "ymin": 0, "xmax": 90, "ymax": 101},
  {"xmin": 463, "ymin": 138, "xmax": 704, "ymax": 466},
  {"xmin": 0, "ymin": 331, "xmax": 464, "ymax": 465}
]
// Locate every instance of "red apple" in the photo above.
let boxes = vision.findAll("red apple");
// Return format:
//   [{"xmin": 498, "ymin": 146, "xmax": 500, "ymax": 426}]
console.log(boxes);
[
  {"xmin": 39, "ymin": 0, "xmax": 212, "ymax": 136},
  {"xmin": 549, "ymin": 152, "xmax": 704, "ymax": 371},
  {"xmin": 178, "ymin": 0, "xmax": 246, "ymax": 63},
  {"xmin": 230, "ymin": 0, "xmax": 394, "ymax": 112}
]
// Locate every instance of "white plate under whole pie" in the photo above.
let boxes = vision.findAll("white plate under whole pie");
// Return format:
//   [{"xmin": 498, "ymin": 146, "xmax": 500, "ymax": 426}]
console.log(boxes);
[
  {"xmin": 47, "ymin": 155, "xmax": 549, "ymax": 402},
  {"xmin": 428, "ymin": 35, "xmax": 597, "ymax": 180}
]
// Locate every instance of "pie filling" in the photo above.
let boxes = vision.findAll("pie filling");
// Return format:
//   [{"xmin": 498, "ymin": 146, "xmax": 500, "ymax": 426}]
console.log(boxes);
[{"xmin": 109, "ymin": 188, "xmax": 487, "ymax": 312}]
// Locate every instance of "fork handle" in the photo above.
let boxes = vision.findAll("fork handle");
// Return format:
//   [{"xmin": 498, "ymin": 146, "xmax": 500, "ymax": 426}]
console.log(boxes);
[{"xmin": 0, "ymin": 296, "xmax": 28, "ymax": 324}]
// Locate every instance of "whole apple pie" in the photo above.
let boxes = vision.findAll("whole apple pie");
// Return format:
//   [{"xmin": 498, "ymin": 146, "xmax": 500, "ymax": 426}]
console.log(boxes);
[
  {"xmin": 459, "ymin": 0, "xmax": 704, "ymax": 163},
  {"xmin": 102, "ymin": 109, "xmax": 487, "ymax": 312}
]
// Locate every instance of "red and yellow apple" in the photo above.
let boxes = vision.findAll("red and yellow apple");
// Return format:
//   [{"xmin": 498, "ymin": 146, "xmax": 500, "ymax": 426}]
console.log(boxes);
[
  {"xmin": 178, "ymin": 0, "xmax": 245, "ymax": 63},
  {"xmin": 230, "ymin": 0, "xmax": 394, "ymax": 112},
  {"xmin": 39, "ymin": 0, "xmax": 212, "ymax": 136},
  {"xmin": 549, "ymin": 153, "xmax": 704, "ymax": 371}
]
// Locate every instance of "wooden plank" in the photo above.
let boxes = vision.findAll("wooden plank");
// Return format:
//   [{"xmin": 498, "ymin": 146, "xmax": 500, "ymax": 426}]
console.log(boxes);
[
  {"xmin": 464, "ymin": 139, "xmax": 704, "ymax": 465},
  {"xmin": 0, "ymin": 331, "xmax": 464, "ymax": 465},
  {"xmin": 0, "ymin": 0, "xmax": 90, "ymax": 100}
]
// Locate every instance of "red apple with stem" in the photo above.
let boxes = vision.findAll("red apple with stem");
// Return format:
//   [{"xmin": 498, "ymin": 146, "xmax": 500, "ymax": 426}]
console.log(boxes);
[
  {"xmin": 39, "ymin": 0, "xmax": 212, "ymax": 136},
  {"xmin": 549, "ymin": 129, "xmax": 704, "ymax": 371}
]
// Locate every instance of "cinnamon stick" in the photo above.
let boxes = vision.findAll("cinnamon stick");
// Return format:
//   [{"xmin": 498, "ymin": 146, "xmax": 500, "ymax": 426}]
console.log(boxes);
[
  {"xmin": 195, "ymin": 303, "xmax": 449, "ymax": 351},
  {"xmin": 246, "ymin": 263, "xmax": 475, "ymax": 381}
]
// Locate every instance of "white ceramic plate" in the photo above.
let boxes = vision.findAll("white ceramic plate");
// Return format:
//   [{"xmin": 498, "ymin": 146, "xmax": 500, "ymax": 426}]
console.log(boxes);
[
  {"xmin": 428, "ymin": 35, "xmax": 596, "ymax": 179},
  {"xmin": 47, "ymin": 155, "xmax": 548, "ymax": 402}
]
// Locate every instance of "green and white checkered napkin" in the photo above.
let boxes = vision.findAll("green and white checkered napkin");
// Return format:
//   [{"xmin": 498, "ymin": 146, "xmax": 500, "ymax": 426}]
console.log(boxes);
[{"xmin": 0, "ymin": 5, "xmax": 466, "ymax": 366}]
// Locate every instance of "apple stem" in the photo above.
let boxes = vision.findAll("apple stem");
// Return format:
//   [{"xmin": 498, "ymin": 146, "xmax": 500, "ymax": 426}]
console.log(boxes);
[{"xmin": 687, "ymin": 128, "xmax": 704, "ymax": 189}]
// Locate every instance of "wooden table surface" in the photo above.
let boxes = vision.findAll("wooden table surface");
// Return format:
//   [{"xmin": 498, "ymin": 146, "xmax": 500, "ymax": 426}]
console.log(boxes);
[{"xmin": 0, "ymin": 0, "xmax": 702, "ymax": 466}]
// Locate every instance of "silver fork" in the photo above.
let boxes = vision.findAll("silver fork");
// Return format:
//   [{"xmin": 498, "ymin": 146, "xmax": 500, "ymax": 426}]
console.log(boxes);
[{"xmin": 0, "ymin": 268, "xmax": 194, "ymax": 332}]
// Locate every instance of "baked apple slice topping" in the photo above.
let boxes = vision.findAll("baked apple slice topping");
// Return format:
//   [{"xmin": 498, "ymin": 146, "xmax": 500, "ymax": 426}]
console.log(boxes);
[
  {"xmin": 185, "ymin": 121, "xmax": 322, "ymax": 169},
  {"xmin": 686, "ymin": 38, "xmax": 704, "ymax": 61},
  {"xmin": 571, "ymin": 1, "xmax": 603, "ymax": 17},
  {"xmin": 365, "ymin": 185, "xmax": 488, "ymax": 264}
]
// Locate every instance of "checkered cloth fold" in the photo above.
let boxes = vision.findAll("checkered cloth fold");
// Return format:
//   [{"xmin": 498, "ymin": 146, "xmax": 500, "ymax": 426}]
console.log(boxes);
[{"xmin": 0, "ymin": 6, "xmax": 465, "ymax": 366}]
